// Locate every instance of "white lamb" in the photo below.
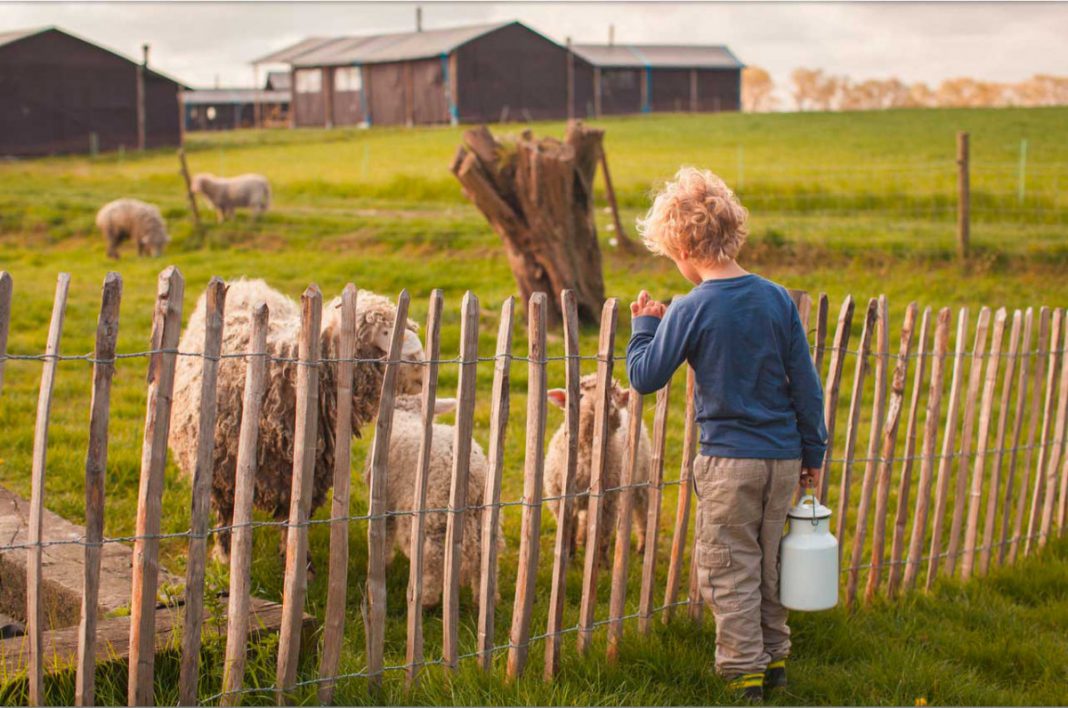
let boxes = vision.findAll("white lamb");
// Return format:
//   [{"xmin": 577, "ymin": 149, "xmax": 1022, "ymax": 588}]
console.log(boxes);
[
  {"xmin": 365, "ymin": 394, "xmax": 502, "ymax": 608},
  {"xmin": 544, "ymin": 374, "xmax": 652, "ymax": 561},
  {"xmin": 191, "ymin": 172, "xmax": 271, "ymax": 222},
  {"xmin": 95, "ymin": 198, "xmax": 169, "ymax": 259}
]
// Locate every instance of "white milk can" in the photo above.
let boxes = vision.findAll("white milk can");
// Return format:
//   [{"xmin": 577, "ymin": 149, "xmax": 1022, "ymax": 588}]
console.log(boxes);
[{"xmin": 779, "ymin": 494, "xmax": 838, "ymax": 611}]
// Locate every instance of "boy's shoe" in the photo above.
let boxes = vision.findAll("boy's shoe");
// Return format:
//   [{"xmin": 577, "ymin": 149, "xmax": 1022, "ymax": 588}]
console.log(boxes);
[
  {"xmin": 727, "ymin": 673, "xmax": 765, "ymax": 703},
  {"xmin": 765, "ymin": 659, "xmax": 787, "ymax": 689}
]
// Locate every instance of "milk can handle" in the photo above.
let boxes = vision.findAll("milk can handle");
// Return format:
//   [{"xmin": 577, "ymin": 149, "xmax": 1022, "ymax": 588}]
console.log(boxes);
[{"xmin": 798, "ymin": 493, "xmax": 821, "ymax": 527}]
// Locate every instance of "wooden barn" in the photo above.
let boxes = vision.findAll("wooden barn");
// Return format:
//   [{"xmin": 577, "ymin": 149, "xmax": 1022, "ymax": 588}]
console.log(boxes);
[
  {"xmin": 0, "ymin": 26, "xmax": 184, "ymax": 157},
  {"xmin": 182, "ymin": 87, "xmax": 291, "ymax": 131},
  {"xmin": 570, "ymin": 43, "xmax": 743, "ymax": 116},
  {"xmin": 253, "ymin": 20, "xmax": 575, "ymax": 127}
]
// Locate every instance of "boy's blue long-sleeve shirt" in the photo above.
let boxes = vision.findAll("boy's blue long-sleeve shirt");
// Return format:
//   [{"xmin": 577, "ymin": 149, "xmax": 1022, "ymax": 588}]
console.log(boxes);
[{"xmin": 626, "ymin": 274, "xmax": 827, "ymax": 469}]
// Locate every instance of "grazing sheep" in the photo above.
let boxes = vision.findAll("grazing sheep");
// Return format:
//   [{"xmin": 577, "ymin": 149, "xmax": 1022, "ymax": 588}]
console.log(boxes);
[
  {"xmin": 95, "ymin": 198, "xmax": 169, "ymax": 259},
  {"xmin": 544, "ymin": 374, "xmax": 652, "ymax": 561},
  {"xmin": 169, "ymin": 278, "xmax": 424, "ymax": 563},
  {"xmin": 365, "ymin": 394, "xmax": 502, "ymax": 608},
  {"xmin": 191, "ymin": 172, "xmax": 271, "ymax": 222}
]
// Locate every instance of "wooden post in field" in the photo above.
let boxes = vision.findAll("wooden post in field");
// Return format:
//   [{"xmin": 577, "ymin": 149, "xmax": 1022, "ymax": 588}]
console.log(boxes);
[
  {"xmin": 76, "ymin": 273, "xmax": 122, "ymax": 708},
  {"xmin": 544, "ymin": 291, "xmax": 578, "ymax": 680},
  {"xmin": 926, "ymin": 308, "xmax": 970, "ymax": 591},
  {"xmin": 363, "ymin": 290, "xmax": 410, "ymax": 692},
  {"xmin": 319, "ymin": 285, "xmax": 359, "ymax": 703},
  {"xmin": 220, "ymin": 303, "xmax": 269, "ymax": 707},
  {"xmin": 864, "ymin": 301, "xmax": 917, "ymax": 603},
  {"xmin": 637, "ymin": 383, "xmax": 670, "ymax": 634},
  {"xmin": 507, "ymin": 292, "xmax": 547, "ymax": 679},
  {"xmin": 887, "ymin": 307, "xmax": 930, "ymax": 597},
  {"xmin": 1038, "ymin": 318, "xmax": 1068, "ymax": 549},
  {"xmin": 846, "ymin": 295, "xmax": 889, "ymax": 608},
  {"xmin": 902, "ymin": 308, "xmax": 950, "ymax": 593},
  {"xmin": 137, "ymin": 44, "xmax": 148, "ymax": 151},
  {"xmin": 276, "ymin": 286, "xmax": 323, "ymax": 702},
  {"xmin": 962, "ymin": 308, "xmax": 1007, "ymax": 580},
  {"xmin": 476, "ymin": 297, "xmax": 513, "ymax": 673},
  {"xmin": 600, "ymin": 150, "xmax": 637, "ymax": 252},
  {"xmin": 813, "ymin": 293, "xmax": 830, "ymax": 373},
  {"xmin": 178, "ymin": 148, "xmax": 202, "ymax": 230},
  {"xmin": 406, "ymin": 291, "xmax": 445, "ymax": 686},
  {"xmin": 945, "ymin": 307, "xmax": 990, "ymax": 575},
  {"xmin": 129, "ymin": 266, "xmax": 184, "ymax": 707},
  {"xmin": 179, "ymin": 278, "xmax": 227, "ymax": 706},
  {"xmin": 443, "ymin": 292, "xmax": 480, "ymax": 670},
  {"xmin": 577, "ymin": 299, "xmax": 618, "ymax": 651},
  {"xmin": 1003, "ymin": 308, "xmax": 1037, "ymax": 565},
  {"xmin": 1025, "ymin": 309, "xmax": 1061, "ymax": 557},
  {"xmin": 0, "ymin": 271, "xmax": 11, "ymax": 397},
  {"xmin": 663, "ymin": 367, "xmax": 697, "ymax": 624},
  {"xmin": 28, "ymin": 273, "xmax": 70, "ymax": 706},
  {"xmin": 820, "ymin": 296, "xmax": 856, "ymax": 501},
  {"xmin": 607, "ymin": 387, "xmax": 643, "ymax": 661},
  {"xmin": 957, "ymin": 131, "xmax": 970, "ymax": 260}
]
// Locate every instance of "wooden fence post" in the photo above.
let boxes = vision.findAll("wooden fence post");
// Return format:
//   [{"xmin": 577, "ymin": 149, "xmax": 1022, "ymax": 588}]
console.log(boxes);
[
  {"xmin": 663, "ymin": 366, "xmax": 697, "ymax": 624},
  {"xmin": 476, "ymin": 296, "xmax": 513, "ymax": 673},
  {"xmin": 1025, "ymin": 309, "xmax": 1062, "ymax": 556},
  {"xmin": 507, "ymin": 292, "xmax": 547, "ymax": 679},
  {"xmin": 220, "ymin": 303, "xmax": 269, "ymax": 707},
  {"xmin": 76, "ymin": 273, "xmax": 122, "ymax": 708},
  {"xmin": 28, "ymin": 273, "xmax": 71, "ymax": 707},
  {"xmin": 865, "ymin": 301, "xmax": 918, "ymax": 602},
  {"xmin": 820, "ymin": 297, "xmax": 855, "ymax": 501},
  {"xmin": 179, "ymin": 277, "xmax": 227, "ymax": 706},
  {"xmin": 962, "ymin": 308, "xmax": 1007, "ymax": 580},
  {"xmin": 0, "ymin": 271, "xmax": 11, "ymax": 397},
  {"xmin": 1014, "ymin": 308, "xmax": 1050, "ymax": 561},
  {"xmin": 902, "ymin": 307, "xmax": 950, "ymax": 593},
  {"xmin": 319, "ymin": 284, "xmax": 359, "ymax": 703},
  {"xmin": 600, "ymin": 151, "xmax": 637, "ymax": 252},
  {"xmin": 1002, "ymin": 308, "xmax": 1036, "ymax": 565},
  {"xmin": 957, "ymin": 131, "xmax": 970, "ymax": 261},
  {"xmin": 637, "ymin": 382, "xmax": 671, "ymax": 634},
  {"xmin": 406, "ymin": 290, "xmax": 445, "ymax": 686},
  {"xmin": 577, "ymin": 298, "xmax": 619, "ymax": 651},
  {"xmin": 544, "ymin": 291, "xmax": 578, "ymax": 680},
  {"xmin": 129, "ymin": 266, "xmax": 184, "ymax": 707},
  {"xmin": 945, "ymin": 307, "xmax": 991, "ymax": 575},
  {"xmin": 443, "ymin": 292, "xmax": 479, "ymax": 670},
  {"xmin": 1038, "ymin": 317, "xmax": 1068, "ymax": 548},
  {"xmin": 364, "ymin": 290, "xmax": 410, "ymax": 691},
  {"xmin": 607, "ymin": 387, "xmax": 643, "ymax": 661},
  {"xmin": 813, "ymin": 293, "xmax": 830, "ymax": 373},
  {"xmin": 887, "ymin": 306, "xmax": 930, "ymax": 598},
  {"xmin": 178, "ymin": 148, "xmax": 202, "ymax": 230},
  {"xmin": 276, "ymin": 286, "xmax": 323, "ymax": 702}
]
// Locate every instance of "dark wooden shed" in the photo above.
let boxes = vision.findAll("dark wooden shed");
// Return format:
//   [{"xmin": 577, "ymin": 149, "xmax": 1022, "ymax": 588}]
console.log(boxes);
[
  {"xmin": 253, "ymin": 21, "xmax": 574, "ymax": 128},
  {"xmin": 570, "ymin": 44, "xmax": 743, "ymax": 117},
  {"xmin": 0, "ymin": 27, "xmax": 184, "ymax": 157}
]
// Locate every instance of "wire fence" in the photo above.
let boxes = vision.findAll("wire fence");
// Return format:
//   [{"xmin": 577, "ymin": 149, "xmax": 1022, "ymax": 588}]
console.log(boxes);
[{"xmin": 1, "ymin": 270, "xmax": 1067, "ymax": 706}]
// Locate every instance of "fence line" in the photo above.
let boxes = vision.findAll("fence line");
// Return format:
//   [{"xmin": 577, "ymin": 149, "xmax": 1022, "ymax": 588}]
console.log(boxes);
[{"xmin": 1, "ymin": 269, "xmax": 1067, "ymax": 706}]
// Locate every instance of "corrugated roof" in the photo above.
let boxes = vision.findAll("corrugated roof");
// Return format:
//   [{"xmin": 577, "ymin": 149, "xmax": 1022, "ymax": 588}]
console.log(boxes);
[
  {"xmin": 571, "ymin": 44, "xmax": 743, "ymax": 70},
  {"xmin": 181, "ymin": 88, "xmax": 290, "ymax": 105},
  {"xmin": 253, "ymin": 20, "xmax": 513, "ymax": 68}
]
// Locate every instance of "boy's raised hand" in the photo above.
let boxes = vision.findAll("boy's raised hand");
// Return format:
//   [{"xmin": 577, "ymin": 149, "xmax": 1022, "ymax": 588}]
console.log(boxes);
[{"xmin": 631, "ymin": 290, "xmax": 666, "ymax": 319}]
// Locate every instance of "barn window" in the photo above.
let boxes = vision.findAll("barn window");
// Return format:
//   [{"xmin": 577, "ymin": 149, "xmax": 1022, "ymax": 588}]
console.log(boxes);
[
  {"xmin": 295, "ymin": 69, "xmax": 322, "ymax": 94},
  {"xmin": 604, "ymin": 70, "xmax": 638, "ymax": 91},
  {"xmin": 334, "ymin": 67, "xmax": 362, "ymax": 92}
]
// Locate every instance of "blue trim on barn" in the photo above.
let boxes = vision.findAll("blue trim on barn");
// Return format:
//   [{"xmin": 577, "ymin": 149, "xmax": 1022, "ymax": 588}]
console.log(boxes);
[
  {"xmin": 441, "ymin": 52, "xmax": 459, "ymax": 123},
  {"xmin": 626, "ymin": 45, "xmax": 653, "ymax": 113},
  {"xmin": 355, "ymin": 62, "xmax": 371, "ymax": 126}
]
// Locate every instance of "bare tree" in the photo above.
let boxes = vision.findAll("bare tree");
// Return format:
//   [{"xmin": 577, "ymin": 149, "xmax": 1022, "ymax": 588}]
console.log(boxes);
[{"xmin": 742, "ymin": 66, "xmax": 777, "ymax": 112}]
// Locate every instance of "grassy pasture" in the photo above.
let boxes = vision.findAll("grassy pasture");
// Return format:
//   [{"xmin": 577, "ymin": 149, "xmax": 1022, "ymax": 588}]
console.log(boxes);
[{"xmin": 0, "ymin": 107, "xmax": 1067, "ymax": 705}]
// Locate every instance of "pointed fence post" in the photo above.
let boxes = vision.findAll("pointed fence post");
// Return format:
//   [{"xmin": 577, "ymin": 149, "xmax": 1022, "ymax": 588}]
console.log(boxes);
[
  {"xmin": 637, "ymin": 382, "xmax": 671, "ymax": 634},
  {"xmin": 0, "ymin": 271, "xmax": 11, "ymax": 397},
  {"xmin": 607, "ymin": 387, "xmax": 643, "ymax": 661},
  {"xmin": 1025, "ymin": 309, "xmax": 1061, "ymax": 556},
  {"xmin": 820, "ymin": 297, "xmax": 855, "ymax": 501},
  {"xmin": 1002, "ymin": 308, "xmax": 1036, "ymax": 565},
  {"xmin": 663, "ymin": 366, "xmax": 697, "ymax": 624}
]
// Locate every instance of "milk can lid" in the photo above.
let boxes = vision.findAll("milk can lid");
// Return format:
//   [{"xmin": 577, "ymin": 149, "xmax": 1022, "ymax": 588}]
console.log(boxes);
[{"xmin": 788, "ymin": 494, "xmax": 832, "ymax": 520}]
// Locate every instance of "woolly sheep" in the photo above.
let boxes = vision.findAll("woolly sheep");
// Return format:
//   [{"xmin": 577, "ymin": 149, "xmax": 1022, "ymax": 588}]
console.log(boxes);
[
  {"xmin": 191, "ymin": 172, "xmax": 271, "ymax": 222},
  {"xmin": 364, "ymin": 394, "xmax": 502, "ymax": 608},
  {"xmin": 169, "ymin": 278, "xmax": 424, "ymax": 563},
  {"xmin": 95, "ymin": 198, "xmax": 169, "ymax": 259},
  {"xmin": 544, "ymin": 374, "xmax": 652, "ymax": 561}
]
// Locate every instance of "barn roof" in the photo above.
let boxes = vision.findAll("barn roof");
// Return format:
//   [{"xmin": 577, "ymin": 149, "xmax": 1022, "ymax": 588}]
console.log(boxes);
[
  {"xmin": 571, "ymin": 44, "xmax": 744, "ymax": 70},
  {"xmin": 182, "ymin": 88, "xmax": 290, "ymax": 105},
  {"xmin": 0, "ymin": 26, "xmax": 46, "ymax": 48},
  {"xmin": 253, "ymin": 20, "xmax": 514, "ymax": 67}
]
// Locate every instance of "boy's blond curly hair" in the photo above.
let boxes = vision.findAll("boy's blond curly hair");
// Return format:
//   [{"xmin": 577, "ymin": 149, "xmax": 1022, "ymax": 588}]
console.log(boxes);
[{"xmin": 636, "ymin": 167, "xmax": 748, "ymax": 264}]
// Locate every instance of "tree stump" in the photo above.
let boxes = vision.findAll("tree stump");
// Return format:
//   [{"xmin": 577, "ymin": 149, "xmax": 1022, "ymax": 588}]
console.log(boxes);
[{"xmin": 451, "ymin": 122, "xmax": 606, "ymax": 324}]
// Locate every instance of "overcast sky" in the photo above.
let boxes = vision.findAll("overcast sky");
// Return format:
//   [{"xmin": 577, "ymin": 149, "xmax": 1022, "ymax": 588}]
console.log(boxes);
[{"xmin": 4, "ymin": 1, "xmax": 1067, "ymax": 96}]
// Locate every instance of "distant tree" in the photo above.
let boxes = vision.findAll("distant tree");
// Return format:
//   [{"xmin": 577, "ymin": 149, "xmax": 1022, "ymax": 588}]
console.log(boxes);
[
  {"xmin": 742, "ymin": 66, "xmax": 777, "ymax": 112},
  {"xmin": 790, "ymin": 68, "xmax": 822, "ymax": 110},
  {"xmin": 905, "ymin": 82, "xmax": 935, "ymax": 108}
]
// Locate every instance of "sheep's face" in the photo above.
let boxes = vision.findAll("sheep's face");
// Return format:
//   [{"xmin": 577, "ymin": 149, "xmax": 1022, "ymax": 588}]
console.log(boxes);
[
  {"xmin": 190, "ymin": 173, "xmax": 211, "ymax": 194},
  {"xmin": 356, "ymin": 304, "xmax": 425, "ymax": 395},
  {"xmin": 547, "ymin": 374, "xmax": 628, "ymax": 453}
]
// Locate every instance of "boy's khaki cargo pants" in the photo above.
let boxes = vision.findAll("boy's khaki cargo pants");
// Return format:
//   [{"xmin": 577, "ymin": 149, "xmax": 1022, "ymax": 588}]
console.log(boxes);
[{"xmin": 692, "ymin": 455, "xmax": 800, "ymax": 678}]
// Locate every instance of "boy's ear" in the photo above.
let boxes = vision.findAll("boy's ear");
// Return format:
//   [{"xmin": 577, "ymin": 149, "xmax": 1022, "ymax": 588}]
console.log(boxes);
[
  {"xmin": 547, "ymin": 389, "xmax": 567, "ymax": 409},
  {"xmin": 433, "ymin": 398, "xmax": 458, "ymax": 416}
]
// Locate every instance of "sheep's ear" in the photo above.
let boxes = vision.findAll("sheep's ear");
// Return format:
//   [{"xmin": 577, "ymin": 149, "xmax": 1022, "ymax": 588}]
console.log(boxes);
[
  {"xmin": 547, "ymin": 389, "xmax": 567, "ymax": 409},
  {"xmin": 613, "ymin": 387, "xmax": 631, "ymax": 408},
  {"xmin": 433, "ymin": 398, "xmax": 457, "ymax": 416}
]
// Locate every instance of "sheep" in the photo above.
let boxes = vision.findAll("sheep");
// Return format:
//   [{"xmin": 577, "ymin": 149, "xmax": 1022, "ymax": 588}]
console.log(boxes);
[
  {"xmin": 544, "ymin": 374, "xmax": 652, "ymax": 561},
  {"xmin": 95, "ymin": 198, "xmax": 169, "ymax": 259},
  {"xmin": 169, "ymin": 278, "xmax": 424, "ymax": 564},
  {"xmin": 365, "ymin": 394, "xmax": 502, "ymax": 608},
  {"xmin": 191, "ymin": 172, "xmax": 271, "ymax": 222}
]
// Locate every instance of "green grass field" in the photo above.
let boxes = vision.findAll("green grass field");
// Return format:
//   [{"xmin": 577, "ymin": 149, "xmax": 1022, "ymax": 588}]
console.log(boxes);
[{"xmin": 1, "ymin": 107, "xmax": 1067, "ymax": 705}]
